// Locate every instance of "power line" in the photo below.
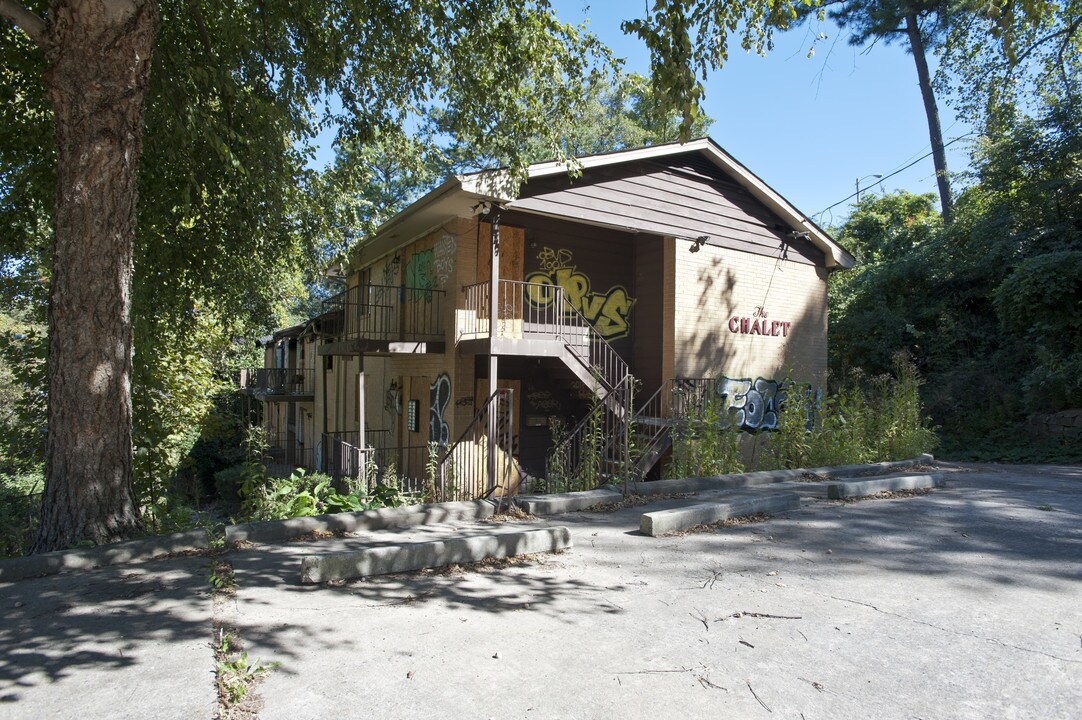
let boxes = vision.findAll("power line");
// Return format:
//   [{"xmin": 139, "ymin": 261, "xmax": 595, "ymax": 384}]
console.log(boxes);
[{"xmin": 812, "ymin": 133, "xmax": 976, "ymax": 220}]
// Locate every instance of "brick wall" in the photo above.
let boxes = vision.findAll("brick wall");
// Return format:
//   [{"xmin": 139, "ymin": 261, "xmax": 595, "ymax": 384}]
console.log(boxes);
[{"xmin": 671, "ymin": 241, "xmax": 829, "ymax": 385}]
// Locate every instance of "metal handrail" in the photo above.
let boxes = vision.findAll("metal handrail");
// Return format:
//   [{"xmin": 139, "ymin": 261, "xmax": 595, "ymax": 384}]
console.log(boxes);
[
  {"xmin": 322, "ymin": 283, "xmax": 445, "ymax": 342},
  {"xmin": 437, "ymin": 388, "xmax": 515, "ymax": 502},
  {"xmin": 240, "ymin": 367, "xmax": 316, "ymax": 395},
  {"xmin": 545, "ymin": 375, "xmax": 634, "ymax": 491}
]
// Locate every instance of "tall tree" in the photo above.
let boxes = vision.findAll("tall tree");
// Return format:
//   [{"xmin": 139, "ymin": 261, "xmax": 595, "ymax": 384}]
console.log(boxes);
[
  {"xmin": 808, "ymin": 1, "xmax": 958, "ymax": 223},
  {"xmin": 2, "ymin": 0, "xmax": 159, "ymax": 550},
  {"xmin": 622, "ymin": 1, "xmax": 815, "ymax": 138},
  {"xmin": 0, "ymin": 0, "xmax": 611, "ymax": 552}
]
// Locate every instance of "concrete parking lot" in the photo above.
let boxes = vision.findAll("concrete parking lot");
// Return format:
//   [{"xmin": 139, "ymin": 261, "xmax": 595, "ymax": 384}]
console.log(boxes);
[{"xmin": 2, "ymin": 462, "xmax": 1080, "ymax": 719}]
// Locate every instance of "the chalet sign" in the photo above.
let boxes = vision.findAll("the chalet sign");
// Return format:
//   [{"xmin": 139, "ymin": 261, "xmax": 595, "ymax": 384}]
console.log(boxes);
[{"xmin": 728, "ymin": 306, "xmax": 792, "ymax": 337}]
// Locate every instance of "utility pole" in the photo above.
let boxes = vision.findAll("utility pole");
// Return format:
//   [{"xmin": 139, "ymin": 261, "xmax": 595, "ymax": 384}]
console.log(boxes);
[{"xmin": 855, "ymin": 173, "xmax": 883, "ymax": 206}]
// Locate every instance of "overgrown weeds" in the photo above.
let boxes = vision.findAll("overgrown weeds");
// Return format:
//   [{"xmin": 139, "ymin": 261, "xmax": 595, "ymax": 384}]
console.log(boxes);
[
  {"xmin": 213, "ymin": 628, "xmax": 279, "ymax": 718},
  {"xmin": 668, "ymin": 354, "xmax": 937, "ymax": 476}
]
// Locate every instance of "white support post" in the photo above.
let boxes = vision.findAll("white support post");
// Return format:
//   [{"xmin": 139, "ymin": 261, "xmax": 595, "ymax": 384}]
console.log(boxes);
[
  {"xmin": 357, "ymin": 355, "xmax": 365, "ymax": 488},
  {"xmin": 487, "ymin": 209, "xmax": 500, "ymax": 493}
]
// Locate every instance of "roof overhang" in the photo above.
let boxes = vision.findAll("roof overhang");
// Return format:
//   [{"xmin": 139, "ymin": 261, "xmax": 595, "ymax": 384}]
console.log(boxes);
[{"xmin": 351, "ymin": 137, "xmax": 855, "ymax": 270}]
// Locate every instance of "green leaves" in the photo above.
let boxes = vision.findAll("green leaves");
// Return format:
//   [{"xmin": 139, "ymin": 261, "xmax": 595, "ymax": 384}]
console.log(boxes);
[{"xmin": 621, "ymin": 1, "xmax": 814, "ymax": 139}]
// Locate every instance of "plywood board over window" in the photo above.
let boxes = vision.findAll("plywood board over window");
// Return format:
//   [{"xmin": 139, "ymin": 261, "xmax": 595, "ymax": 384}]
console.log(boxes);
[
  {"xmin": 396, "ymin": 375, "xmax": 430, "ymax": 480},
  {"xmin": 475, "ymin": 222, "xmax": 525, "ymax": 334}
]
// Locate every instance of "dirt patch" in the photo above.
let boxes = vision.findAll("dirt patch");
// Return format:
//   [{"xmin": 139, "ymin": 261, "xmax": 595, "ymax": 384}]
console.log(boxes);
[
  {"xmin": 843, "ymin": 463, "xmax": 940, "ymax": 478},
  {"xmin": 285, "ymin": 529, "xmax": 349, "ymax": 543},
  {"xmin": 210, "ymin": 560, "xmax": 278, "ymax": 720},
  {"xmin": 797, "ymin": 472, "xmax": 831, "ymax": 483},
  {"xmin": 832, "ymin": 488, "xmax": 935, "ymax": 504},
  {"xmin": 411, "ymin": 550, "xmax": 567, "ymax": 577},
  {"xmin": 588, "ymin": 492, "xmax": 695, "ymax": 513},
  {"xmin": 483, "ymin": 506, "xmax": 537, "ymax": 523},
  {"xmin": 662, "ymin": 512, "xmax": 774, "ymax": 537}
]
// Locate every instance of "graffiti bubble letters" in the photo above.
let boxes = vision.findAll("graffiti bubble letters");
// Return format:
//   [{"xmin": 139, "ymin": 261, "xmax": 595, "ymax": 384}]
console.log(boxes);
[
  {"xmin": 715, "ymin": 376, "xmax": 785, "ymax": 432},
  {"xmin": 728, "ymin": 315, "xmax": 792, "ymax": 337},
  {"xmin": 525, "ymin": 247, "xmax": 636, "ymax": 340},
  {"xmin": 429, "ymin": 373, "xmax": 451, "ymax": 447}
]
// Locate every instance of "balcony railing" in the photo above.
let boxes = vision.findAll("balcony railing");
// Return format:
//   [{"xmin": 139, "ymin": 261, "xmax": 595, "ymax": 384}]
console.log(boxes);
[
  {"xmin": 261, "ymin": 432, "xmax": 317, "ymax": 475},
  {"xmin": 322, "ymin": 284, "xmax": 445, "ymax": 343},
  {"xmin": 240, "ymin": 367, "xmax": 315, "ymax": 396},
  {"xmin": 321, "ymin": 430, "xmax": 433, "ymax": 497},
  {"xmin": 458, "ymin": 280, "xmax": 571, "ymax": 341}
]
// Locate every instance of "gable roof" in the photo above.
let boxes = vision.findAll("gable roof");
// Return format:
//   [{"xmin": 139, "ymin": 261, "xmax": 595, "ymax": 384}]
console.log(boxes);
[{"xmin": 350, "ymin": 137, "xmax": 855, "ymax": 270}]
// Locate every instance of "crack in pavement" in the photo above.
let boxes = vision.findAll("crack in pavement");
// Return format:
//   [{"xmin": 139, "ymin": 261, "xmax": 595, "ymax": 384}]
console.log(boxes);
[{"xmin": 828, "ymin": 594, "xmax": 1082, "ymax": 664}]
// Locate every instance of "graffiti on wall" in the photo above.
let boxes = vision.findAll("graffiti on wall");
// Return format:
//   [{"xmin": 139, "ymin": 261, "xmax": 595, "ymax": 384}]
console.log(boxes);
[
  {"xmin": 384, "ymin": 378, "xmax": 402, "ymax": 416},
  {"xmin": 381, "ymin": 253, "xmax": 401, "ymax": 285},
  {"xmin": 526, "ymin": 388, "xmax": 561, "ymax": 412},
  {"xmin": 405, "ymin": 249, "xmax": 435, "ymax": 302},
  {"xmin": 433, "ymin": 234, "xmax": 456, "ymax": 287},
  {"xmin": 369, "ymin": 254, "xmax": 401, "ymax": 308},
  {"xmin": 524, "ymin": 247, "xmax": 636, "ymax": 339},
  {"xmin": 430, "ymin": 373, "xmax": 451, "ymax": 447},
  {"xmin": 403, "ymin": 236, "xmax": 455, "ymax": 303},
  {"xmin": 715, "ymin": 376, "xmax": 785, "ymax": 432}
]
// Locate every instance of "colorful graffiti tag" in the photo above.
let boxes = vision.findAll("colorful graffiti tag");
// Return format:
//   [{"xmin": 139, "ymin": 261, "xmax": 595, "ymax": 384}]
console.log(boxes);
[
  {"xmin": 524, "ymin": 247, "xmax": 635, "ymax": 339},
  {"xmin": 406, "ymin": 249, "xmax": 435, "ymax": 302},
  {"xmin": 404, "ymin": 237, "xmax": 454, "ymax": 303},
  {"xmin": 715, "ymin": 376, "xmax": 785, "ymax": 432},
  {"xmin": 429, "ymin": 373, "xmax": 451, "ymax": 447}
]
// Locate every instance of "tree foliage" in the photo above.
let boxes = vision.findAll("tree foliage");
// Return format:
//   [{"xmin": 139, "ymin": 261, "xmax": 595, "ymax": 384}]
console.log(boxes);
[
  {"xmin": 829, "ymin": 93, "xmax": 1082, "ymax": 456},
  {"xmin": 0, "ymin": 0, "xmax": 614, "ymax": 550},
  {"xmin": 621, "ymin": 1, "xmax": 814, "ymax": 137}
]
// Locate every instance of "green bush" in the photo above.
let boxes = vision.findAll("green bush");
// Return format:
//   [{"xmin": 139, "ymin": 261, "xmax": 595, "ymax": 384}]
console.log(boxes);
[
  {"xmin": 0, "ymin": 472, "xmax": 43, "ymax": 558},
  {"xmin": 665, "ymin": 394, "xmax": 743, "ymax": 478},
  {"xmin": 214, "ymin": 463, "xmax": 252, "ymax": 516},
  {"xmin": 235, "ymin": 465, "xmax": 418, "ymax": 522}
]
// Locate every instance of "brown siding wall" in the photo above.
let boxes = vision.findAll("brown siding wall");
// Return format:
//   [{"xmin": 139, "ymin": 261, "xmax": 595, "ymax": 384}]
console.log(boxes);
[
  {"xmin": 513, "ymin": 153, "xmax": 823, "ymax": 265},
  {"xmin": 632, "ymin": 234, "xmax": 664, "ymax": 394}
]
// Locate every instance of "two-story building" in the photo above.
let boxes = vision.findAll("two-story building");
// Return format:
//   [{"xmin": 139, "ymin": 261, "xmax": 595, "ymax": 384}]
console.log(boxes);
[{"xmin": 242, "ymin": 138, "xmax": 855, "ymax": 498}]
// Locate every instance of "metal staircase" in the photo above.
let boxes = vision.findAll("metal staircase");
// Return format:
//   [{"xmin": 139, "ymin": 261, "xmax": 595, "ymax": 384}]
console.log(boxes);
[{"xmin": 630, "ymin": 378, "xmax": 715, "ymax": 479}]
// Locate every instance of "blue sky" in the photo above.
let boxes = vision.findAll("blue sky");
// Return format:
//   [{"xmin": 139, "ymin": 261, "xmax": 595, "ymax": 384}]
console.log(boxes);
[
  {"xmin": 311, "ymin": 2, "xmax": 975, "ymax": 228},
  {"xmin": 550, "ymin": 0, "xmax": 974, "ymax": 227}
]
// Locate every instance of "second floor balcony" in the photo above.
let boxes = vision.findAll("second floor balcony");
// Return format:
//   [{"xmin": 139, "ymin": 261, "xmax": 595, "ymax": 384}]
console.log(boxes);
[
  {"xmin": 320, "ymin": 284, "xmax": 446, "ymax": 355},
  {"xmin": 239, "ymin": 367, "xmax": 316, "ymax": 399}
]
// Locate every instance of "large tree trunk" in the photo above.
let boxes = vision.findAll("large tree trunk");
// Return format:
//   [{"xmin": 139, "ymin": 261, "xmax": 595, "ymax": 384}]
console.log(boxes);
[
  {"xmin": 904, "ymin": 11, "xmax": 954, "ymax": 224},
  {"xmin": 32, "ymin": 0, "xmax": 160, "ymax": 553}
]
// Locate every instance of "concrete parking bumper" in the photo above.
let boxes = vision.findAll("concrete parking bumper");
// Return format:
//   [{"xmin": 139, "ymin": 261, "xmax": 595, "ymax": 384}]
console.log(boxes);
[
  {"xmin": 0, "ymin": 528, "xmax": 209, "ymax": 583},
  {"xmin": 627, "ymin": 454, "xmax": 935, "ymax": 496},
  {"xmin": 516, "ymin": 486, "xmax": 624, "ymax": 515},
  {"xmin": 299, "ymin": 525, "xmax": 573, "ymax": 584},
  {"xmin": 827, "ymin": 473, "xmax": 946, "ymax": 499},
  {"xmin": 226, "ymin": 499, "xmax": 495, "ymax": 545},
  {"xmin": 640, "ymin": 492, "xmax": 801, "ymax": 537}
]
